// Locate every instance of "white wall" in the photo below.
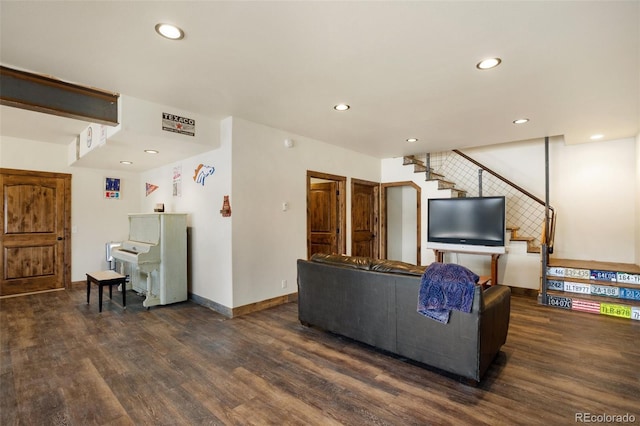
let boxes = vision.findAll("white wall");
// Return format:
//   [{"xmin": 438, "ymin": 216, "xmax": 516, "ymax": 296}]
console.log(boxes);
[
  {"xmin": 0, "ymin": 136, "xmax": 140, "ymax": 280},
  {"xmin": 138, "ymin": 117, "xmax": 233, "ymax": 307},
  {"xmin": 230, "ymin": 117, "xmax": 380, "ymax": 308}
]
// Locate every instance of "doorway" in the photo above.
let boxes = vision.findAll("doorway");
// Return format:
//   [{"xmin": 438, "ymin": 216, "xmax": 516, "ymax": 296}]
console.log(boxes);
[
  {"xmin": 306, "ymin": 171, "xmax": 346, "ymax": 258},
  {"xmin": 0, "ymin": 168, "xmax": 72, "ymax": 296},
  {"xmin": 351, "ymin": 178, "xmax": 379, "ymax": 258},
  {"xmin": 380, "ymin": 181, "xmax": 421, "ymax": 265}
]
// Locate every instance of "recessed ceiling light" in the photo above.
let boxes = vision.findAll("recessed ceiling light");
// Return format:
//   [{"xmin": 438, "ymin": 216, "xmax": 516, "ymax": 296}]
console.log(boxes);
[
  {"xmin": 144, "ymin": 149, "xmax": 159, "ymax": 154},
  {"xmin": 155, "ymin": 23, "xmax": 184, "ymax": 40},
  {"xmin": 334, "ymin": 104, "xmax": 350, "ymax": 111},
  {"xmin": 406, "ymin": 138, "xmax": 419, "ymax": 143},
  {"xmin": 590, "ymin": 134, "xmax": 604, "ymax": 140},
  {"xmin": 513, "ymin": 118, "xmax": 529, "ymax": 124},
  {"xmin": 476, "ymin": 58, "xmax": 502, "ymax": 70},
  {"xmin": 120, "ymin": 161, "xmax": 133, "ymax": 165}
]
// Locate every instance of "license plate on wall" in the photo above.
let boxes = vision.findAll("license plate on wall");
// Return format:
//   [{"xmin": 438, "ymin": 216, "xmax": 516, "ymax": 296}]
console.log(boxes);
[
  {"xmin": 563, "ymin": 281, "xmax": 591, "ymax": 294},
  {"xmin": 547, "ymin": 295, "xmax": 572, "ymax": 309},
  {"xmin": 547, "ymin": 267, "xmax": 565, "ymax": 277},
  {"xmin": 572, "ymin": 298, "xmax": 601, "ymax": 314},
  {"xmin": 632, "ymin": 307, "xmax": 640, "ymax": 321},
  {"xmin": 546, "ymin": 280, "xmax": 564, "ymax": 291},
  {"xmin": 619, "ymin": 288, "xmax": 640, "ymax": 301},
  {"xmin": 617, "ymin": 273, "xmax": 640, "ymax": 284},
  {"xmin": 600, "ymin": 303, "xmax": 631, "ymax": 319},
  {"xmin": 591, "ymin": 285, "xmax": 619, "ymax": 298},
  {"xmin": 565, "ymin": 268, "xmax": 590, "ymax": 280},
  {"xmin": 590, "ymin": 270, "xmax": 617, "ymax": 281}
]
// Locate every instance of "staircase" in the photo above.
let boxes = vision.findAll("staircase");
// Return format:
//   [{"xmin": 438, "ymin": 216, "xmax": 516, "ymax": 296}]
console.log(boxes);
[
  {"xmin": 543, "ymin": 258, "xmax": 640, "ymax": 321},
  {"xmin": 403, "ymin": 155, "xmax": 467, "ymax": 198},
  {"xmin": 403, "ymin": 153, "xmax": 544, "ymax": 254}
]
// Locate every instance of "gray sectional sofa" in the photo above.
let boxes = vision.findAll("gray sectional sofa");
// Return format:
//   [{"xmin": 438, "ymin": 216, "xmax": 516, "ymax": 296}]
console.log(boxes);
[{"xmin": 297, "ymin": 253, "xmax": 511, "ymax": 383}]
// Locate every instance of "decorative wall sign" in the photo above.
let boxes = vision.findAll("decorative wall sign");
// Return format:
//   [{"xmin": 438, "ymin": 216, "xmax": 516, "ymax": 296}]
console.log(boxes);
[
  {"xmin": 162, "ymin": 112, "xmax": 195, "ymax": 136},
  {"xmin": 220, "ymin": 195, "xmax": 231, "ymax": 217},
  {"xmin": 146, "ymin": 183, "xmax": 159, "ymax": 196},
  {"xmin": 104, "ymin": 177, "xmax": 121, "ymax": 199},
  {"xmin": 173, "ymin": 166, "xmax": 182, "ymax": 197},
  {"xmin": 193, "ymin": 164, "xmax": 215, "ymax": 186},
  {"xmin": 79, "ymin": 123, "xmax": 107, "ymax": 158}
]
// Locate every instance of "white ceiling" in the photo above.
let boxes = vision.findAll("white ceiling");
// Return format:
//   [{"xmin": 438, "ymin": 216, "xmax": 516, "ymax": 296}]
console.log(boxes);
[{"xmin": 1, "ymin": 1, "xmax": 639, "ymax": 171}]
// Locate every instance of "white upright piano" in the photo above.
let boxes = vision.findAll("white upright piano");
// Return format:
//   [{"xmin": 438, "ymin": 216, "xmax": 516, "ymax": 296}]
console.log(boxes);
[{"xmin": 111, "ymin": 213, "xmax": 187, "ymax": 308}]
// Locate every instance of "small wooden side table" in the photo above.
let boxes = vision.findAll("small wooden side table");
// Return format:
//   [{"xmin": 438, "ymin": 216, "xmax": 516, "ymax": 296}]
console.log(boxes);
[{"xmin": 86, "ymin": 270, "xmax": 127, "ymax": 313}]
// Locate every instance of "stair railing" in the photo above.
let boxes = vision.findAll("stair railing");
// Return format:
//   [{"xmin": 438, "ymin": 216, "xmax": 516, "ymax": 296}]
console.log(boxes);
[{"xmin": 452, "ymin": 149, "xmax": 556, "ymax": 253}]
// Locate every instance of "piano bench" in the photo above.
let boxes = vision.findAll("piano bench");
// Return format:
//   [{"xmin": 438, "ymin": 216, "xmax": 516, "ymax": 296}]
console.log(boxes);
[{"xmin": 86, "ymin": 271, "xmax": 127, "ymax": 313}]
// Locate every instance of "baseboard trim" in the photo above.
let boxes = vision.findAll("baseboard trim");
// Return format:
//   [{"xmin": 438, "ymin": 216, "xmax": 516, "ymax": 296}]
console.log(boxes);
[
  {"xmin": 73, "ymin": 279, "xmax": 298, "ymax": 318},
  {"xmin": 189, "ymin": 292, "xmax": 298, "ymax": 318},
  {"xmin": 507, "ymin": 286, "xmax": 538, "ymax": 298},
  {"xmin": 189, "ymin": 293, "xmax": 233, "ymax": 318},
  {"xmin": 231, "ymin": 293, "xmax": 298, "ymax": 318},
  {"xmin": 71, "ymin": 280, "xmax": 85, "ymax": 289},
  {"xmin": 0, "ymin": 287, "xmax": 65, "ymax": 299}
]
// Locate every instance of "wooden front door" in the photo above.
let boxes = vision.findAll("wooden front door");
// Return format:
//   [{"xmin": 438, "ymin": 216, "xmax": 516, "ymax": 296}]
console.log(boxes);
[
  {"xmin": 307, "ymin": 171, "xmax": 346, "ymax": 258},
  {"xmin": 351, "ymin": 179, "xmax": 379, "ymax": 258},
  {"xmin": 0, "ymin": 169, "xmax": 71, "ymax": 296}
]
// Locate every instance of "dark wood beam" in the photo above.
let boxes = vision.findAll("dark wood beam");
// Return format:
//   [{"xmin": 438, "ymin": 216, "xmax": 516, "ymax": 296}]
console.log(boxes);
[{"xmin": 0, "ymin": 65, "xmax": 119, "ymax": 126}]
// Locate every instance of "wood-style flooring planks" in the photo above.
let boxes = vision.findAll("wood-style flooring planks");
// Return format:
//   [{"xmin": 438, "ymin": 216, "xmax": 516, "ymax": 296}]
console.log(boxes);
[{"xmin": 1, "ymin": 286, "xmax": 639, "ymax": 425}]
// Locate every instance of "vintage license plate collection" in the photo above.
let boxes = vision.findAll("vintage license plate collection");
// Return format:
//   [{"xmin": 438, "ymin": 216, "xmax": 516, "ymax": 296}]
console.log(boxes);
[{"xmin": 545, "ymin": 265, "xmax": 640, "ymax": 321}]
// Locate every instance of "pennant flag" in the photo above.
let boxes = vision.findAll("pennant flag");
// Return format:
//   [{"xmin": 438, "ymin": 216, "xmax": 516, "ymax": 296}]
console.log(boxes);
[{"xmin": 146, "ymin": 182, "xmax": 159, "ymax": 196}]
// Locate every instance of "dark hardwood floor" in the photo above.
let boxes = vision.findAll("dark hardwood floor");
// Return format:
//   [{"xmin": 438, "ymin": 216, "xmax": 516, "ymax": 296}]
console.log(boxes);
[{"xmin": 1, "ymin": 286, "xmax": 639, "ymax": 425}]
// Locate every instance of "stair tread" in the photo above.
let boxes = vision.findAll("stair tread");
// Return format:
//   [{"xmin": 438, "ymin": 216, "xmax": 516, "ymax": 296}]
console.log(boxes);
[
  {"xmin": 511, "ymin": 236, "xmax": 535, "ymax": 242},
  {"xmin": 426, "ymin": 178, "xmax": 454, "ymax": 185},
  {"xmin": 403, "ymin": 156, "xmax": 424, "ymax": 166},
  {"xmin": 548, "ymin": 258, "xmax": 640, "ymax": 274}
]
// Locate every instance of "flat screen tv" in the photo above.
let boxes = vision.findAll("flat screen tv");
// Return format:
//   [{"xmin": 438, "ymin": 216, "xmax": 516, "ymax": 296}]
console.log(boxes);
[{"xmin": 426, "ymin": 196, "xmax": 506, "ymax": 254}]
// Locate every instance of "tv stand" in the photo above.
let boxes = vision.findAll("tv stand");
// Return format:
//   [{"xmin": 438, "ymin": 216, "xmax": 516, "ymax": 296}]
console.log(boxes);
[{"xmin": 432, "ymin": 249, "xmax": 501, "ymax": 287}]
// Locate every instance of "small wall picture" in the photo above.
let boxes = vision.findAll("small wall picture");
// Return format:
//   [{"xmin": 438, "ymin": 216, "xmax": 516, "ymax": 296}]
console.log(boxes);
[
  {"xmin": 193, "ymin": 164, "xmax": 215, "ymax": 186},
  {"xmin": 105, "ymin": 177, "xmax": 121, "ymax": 199}
]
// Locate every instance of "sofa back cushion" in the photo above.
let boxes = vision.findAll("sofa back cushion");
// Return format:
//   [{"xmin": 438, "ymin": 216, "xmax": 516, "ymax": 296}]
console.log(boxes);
[
  {"xmin": 310, "ymin": 253, "xmax": 373, "ymax": 270},
  {"xmin": 371, "ymin": 259, "xmax": 426, "ymax": 276},
  {"xmin": 310, "ymin": 253, "xmax": 427, "ymax": 276}
]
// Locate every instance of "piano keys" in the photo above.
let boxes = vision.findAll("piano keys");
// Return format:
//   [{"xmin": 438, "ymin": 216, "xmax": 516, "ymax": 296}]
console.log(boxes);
[{"xmin": 111, "ymin": 213, "xmax": 187, "ymax": 308}]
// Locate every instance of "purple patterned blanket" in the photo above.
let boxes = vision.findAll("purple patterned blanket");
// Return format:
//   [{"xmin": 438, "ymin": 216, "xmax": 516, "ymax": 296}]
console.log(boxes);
[{"xmin": 417, "ymin": 262, "xmax": 478, "ymax": 323}]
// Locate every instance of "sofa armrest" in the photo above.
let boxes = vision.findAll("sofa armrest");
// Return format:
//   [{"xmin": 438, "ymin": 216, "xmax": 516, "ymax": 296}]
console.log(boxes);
[{"xmin": 478, "ymin": 285, "xmax": 511, "ymax": 378}]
